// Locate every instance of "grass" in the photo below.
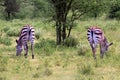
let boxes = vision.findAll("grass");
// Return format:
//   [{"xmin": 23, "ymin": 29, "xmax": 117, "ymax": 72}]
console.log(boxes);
[{"xmin": 0, "ymin": 19, "xmax": 120, "ymax": 80}]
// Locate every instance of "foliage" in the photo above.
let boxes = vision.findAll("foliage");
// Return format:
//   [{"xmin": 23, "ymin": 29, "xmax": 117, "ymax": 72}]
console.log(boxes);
[
  {"xmin": 6, "ymin": 28, "xmax": 19, "ymax": 37},
  {"xmin": 35, "ymin": 28, "xmax": 41, "ymax": 39},
  {"xmin": 71, "ymin": 0, "xmax": 108, "ymax": 19},
  {"xmin": 0, "ymin": 19, "xmax": 120, "ymax": 80},
  {"xmin": 44, "ymin": 68, "xmax": 52, "ymax": 76},
  {"xmin": 63, "ymin": 36, "xmax": 78, "ymax": 47},
  {"xmin": 2, "ymin": 26, "xmax": 10, "ymax": 32},
  {"xmin": 35, "ymin": 39, "xmax": 56, "ymax": 56},
  {"xmin": 33, "ymin": 0, "xmax": 54, "ymax": 18},
  {"xmin": 0, "ymin": 56, "xmax": 8, "ymax": 72},
  {"xmin": 15, "ymin": 0, "xmax": 34, "ymax": 19},
  {"xmin": 77, "ymin": 63, "xmax": 94, "ymax": 75},
  {"xmin": 77, "ymin": 43, "xmax": 89, "ymax": 56},
  {"xmin": 108, "ymin": 1, "xmax": 120, "ymax": 20},
  {"xmin": 0, "ymin": 37, "xmax": 11, "ymax": 45},
  {"xmin": 4, "ymin": 0, "xmax": 20, "ymax": 20},
  {"xmin": 0, "ymin": 0, "xmax": 120, "ymax": 20}
]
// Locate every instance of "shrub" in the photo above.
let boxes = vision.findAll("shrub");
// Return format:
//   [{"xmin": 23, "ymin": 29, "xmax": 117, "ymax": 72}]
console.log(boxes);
[
  {"xmin": 44, "ymin": 68, "xmax": 52, "ymax": 76},
  {"xmin": 33, "ymin": 72, "xmax": 41, "ymax": 78},
  {"xmin": 3, "ymin": 27, "xmax": 10, "ymax": 32},
  {"xmin": 77, "ymin": 63, "xmax": 94, "ymax": 75},
  {"xmin": 7, "ymin": 29, "xmax": 19, "ymax": 37},
  {"xmin": 0, "ymin": 37, "xmax": 11, "ymax": 46},
  {"xmin": 35, "ymin": 39, "xmax": 56, "ymax": 56},
  {"xmin": 32, "ymin": 0, "xmax": 54, "ymax": 18},
  {"xmin": 0, "ymin": 56, "xmax": 8, "ymax": 72},
  {"xmin": 108, "ymin": 2, "xmax": 120, "ymax": 19},
  {"xmin": 0, "ymin": 76, "xmax": 6, "ymax": 80},
  {"xmin": 63, "ymin": 36, "xmax": 79, "ymax": 47},
  {"xmin": 35, "ymin": 29, "xmax": 41, "ymax": 39},
  {"xmin": 77, "ymin": 43, "xmax": 89, "ymax": 56}
]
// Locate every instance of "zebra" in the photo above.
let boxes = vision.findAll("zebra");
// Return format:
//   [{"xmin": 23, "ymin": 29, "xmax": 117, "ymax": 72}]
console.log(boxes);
[
  {"xmin": 87, "ymin": 26, "xmax": 113, "ymax": 59},
  {"xmin": 16, "ymin": 25, "xmax": 35, "ymax": 59}
]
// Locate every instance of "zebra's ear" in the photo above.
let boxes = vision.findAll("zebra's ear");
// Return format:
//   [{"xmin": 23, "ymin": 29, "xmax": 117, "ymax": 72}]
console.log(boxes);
[
  {"xmin": 16, "ymin": 40, "xmax": 18, "ymax": 43},
  {"xmin": 109, "ymin": 42, "xmax": 113, "ymax": 46},
  {"xmin": 107, "ymin": 42, "xmax": 113, "ymax": 47}
]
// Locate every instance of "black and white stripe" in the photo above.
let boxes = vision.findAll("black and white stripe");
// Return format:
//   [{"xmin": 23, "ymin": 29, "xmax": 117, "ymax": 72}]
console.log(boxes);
[
  {"xmin": 87, "ymin": 26, "xmax": 113, "ymax": 59},
  {"xmin": 16, "ymin": 25, "xmax": 35, "ymax": 59},
  {"xmin": 87, "ymin": 27, "xmax": 103, "ymax": 47}
]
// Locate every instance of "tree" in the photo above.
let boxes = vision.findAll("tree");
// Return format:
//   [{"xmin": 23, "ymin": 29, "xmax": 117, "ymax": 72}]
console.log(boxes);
[
  {"xmin": 33, "ymin": 0, "xmax": 54, "ymax": 18},
  {"xmin": 108, "ymin": 0, "xmax": 120, "ymax": 20},
  {"xmin": 3, "ymin": 0, "xmax": 20, "ymax": 20},
  {"xmin": 50, "ymin": 0, "xmax": 74, "ymax": 45},
  {"xmin": 50, "ymin": 0, "xmax": 107, "ymax": 45}
]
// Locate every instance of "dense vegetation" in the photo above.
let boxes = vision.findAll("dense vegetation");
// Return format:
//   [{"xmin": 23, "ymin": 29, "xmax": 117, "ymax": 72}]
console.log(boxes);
[{"xmin": 0, "ymin": 0, "xmax": 120, "ymax": 80}]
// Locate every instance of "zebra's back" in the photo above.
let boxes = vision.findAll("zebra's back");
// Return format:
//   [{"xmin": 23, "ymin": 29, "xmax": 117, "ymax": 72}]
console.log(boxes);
[{"xmin": 19, "ymin": 25, "xmax": 35, "ymax": 45}]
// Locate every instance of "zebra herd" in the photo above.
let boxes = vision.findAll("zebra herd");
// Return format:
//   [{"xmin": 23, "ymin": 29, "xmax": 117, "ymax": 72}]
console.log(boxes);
[{"xmin": 16, "ymin": 25, "xmax": 113, "ymax": 59}]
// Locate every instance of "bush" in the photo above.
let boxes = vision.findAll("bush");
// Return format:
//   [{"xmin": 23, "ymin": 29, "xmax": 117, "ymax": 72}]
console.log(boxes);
[
  {"xmin": 33, "ymin": 72, "xmax": 41, "ymax": 78},
  {"xmin": 44, "ymin": 68, "xmax": 52, "ymax": 76},
  {"xmin": 35, "ymin": 39, "xmax": 56, "ymax": 56},
  {"xmin": 2, "ymin": 27, "xmax": 10, "ymax": 32},
  {"xmin": 81, "ymin": 64, "xmax": 94, "ymax": 75},
  {"xmin": 0, "ymin": 56, "xmax": 8, "ymax": 72},
  {"xmin": 108, "ymin": 2, "xmax": 120, "ymax": 19},
  {"xmin": 0, "ymin": 37, "xmax": 11, "ymax": 46},
  {"xmin": 77, "ymin": 63, "xmax": 94, "ymax": 75},
  {"xmin": 63, "ymin": 37, "xmax": 79, "ymax": 47},
  {"xmin": 7, "ymin": 29, "xmax": 19, "ymax": 37},
  {"xmin": 77, "ymin": 43, "xmax": 89, "ymax": 56},
  {"xmin": 32, "ymin": 0, "xmax": 54, "ymax": 18},
  {"xmin": 35, "ymin": 29, "xmax": 41, "ymax": 39}
]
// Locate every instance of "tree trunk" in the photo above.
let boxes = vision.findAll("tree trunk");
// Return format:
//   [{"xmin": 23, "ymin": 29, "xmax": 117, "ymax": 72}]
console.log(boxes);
[
  {"xmin": 7, "ymin": 11, "xmax": 11, "ymax": 20},
  {"xmin": 51, "ymin": 0, "xmax": 73, "ymax": 45},
  {"xmin": 56, "ymin": 20, "xmax": 61, "ymax": 45},
  {"xmin": 62, "ymin": 25, "xmax": 66, "ymax": 41},
  {"xmin": 58, "ymin": 22, "xmax": 61, "ymax": 45},
  {"xmin": 67, "ymin": 26, "xmax": 72, "ymax": 37}
]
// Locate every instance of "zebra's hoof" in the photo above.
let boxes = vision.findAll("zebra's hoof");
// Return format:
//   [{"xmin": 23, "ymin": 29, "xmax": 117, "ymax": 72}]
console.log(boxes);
[
  {"xmin": 24, "ymin": 54, "xmax": 27, "ymax": 58},
  {"xmin": 94, "ymin": 57, "xmax": 96, "ymax": 60},
  {"xmin": 32, "ymin": 55, "xmax": 34, "ymax": 59}
]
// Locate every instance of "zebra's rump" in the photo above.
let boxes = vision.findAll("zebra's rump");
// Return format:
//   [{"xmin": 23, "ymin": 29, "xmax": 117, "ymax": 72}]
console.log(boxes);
[
  {"xmin": 87, "ymin": 27, "xmax": 103, "ymax": 45},
  {"xmin": 19, "ymin": 25, "xmax": 35, "ymax": 43}
]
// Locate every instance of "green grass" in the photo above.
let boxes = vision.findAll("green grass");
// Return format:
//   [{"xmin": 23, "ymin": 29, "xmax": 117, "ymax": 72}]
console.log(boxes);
[{"xmin": 0, "ymin": 19, "xmax": 120, "ymax": 80}]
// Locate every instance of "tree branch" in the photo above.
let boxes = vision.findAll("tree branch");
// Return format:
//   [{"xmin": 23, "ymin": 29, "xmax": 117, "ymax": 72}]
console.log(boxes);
[
  {"xmin": 72, "ymin": 8, "xmax": 93, "ymax": 20},
  {"xmin": 0, "ymin": 3, "xmax": 4, "ymax": 6}
]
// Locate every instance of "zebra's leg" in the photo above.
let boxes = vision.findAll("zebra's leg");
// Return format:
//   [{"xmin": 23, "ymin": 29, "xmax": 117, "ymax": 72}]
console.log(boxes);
[
  {"xmin": 100, "ymin": 51, "xmax": 104, "ymax": 58},
  {"xmin": 91, "ymin": 44, "xmax": 96, "ymax": 59},
  {"xmin": 31, "ymin": 44, "xmax": 34, "ymax": 59},
  {"xmin": 92, "ymin": 48, "xmax": 96, "ymax": 59},
  {"xmin": 100, "ymin": 45, "xmax": 104, "ymax": 58},
  {"xmin": 24, "ymin": 44, "xmax": 28, "ymax": 58},
  {"xmin": 100, "ymin": 49, "xmax": 104, "ymax": 58}
]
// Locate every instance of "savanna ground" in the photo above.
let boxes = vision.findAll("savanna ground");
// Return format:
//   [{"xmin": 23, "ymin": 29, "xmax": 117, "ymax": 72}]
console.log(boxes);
[{"xmin": 0, "ymin": 19, "xmax": 120, "ymax": 80}]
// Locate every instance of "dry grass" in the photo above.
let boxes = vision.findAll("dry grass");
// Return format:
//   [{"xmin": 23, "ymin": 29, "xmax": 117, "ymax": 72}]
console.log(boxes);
[{"xmin": 0, "ymin": 19, "xmax": 120, "ymax": 80}]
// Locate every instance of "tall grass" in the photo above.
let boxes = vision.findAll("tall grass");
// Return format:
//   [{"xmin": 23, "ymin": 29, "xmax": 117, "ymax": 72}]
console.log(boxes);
[
  {"xmin": 0, "ymin": 19, "xmax": 120, "ymax": 80},
  {"xmin": 35, "ymin": 28, "xmax": 41, "ymax": 39},
  {"xmin": 63, "ymin": 36, "xmax": 79, "ymax": 47},
  {"xmin": 0, "ymin": 56, "xmax": 8, "ymax": 72},
  {"xmin": 0, "ymin": 37, "xmax": 11, "ymax": 46},
  {"xmin": 35, "ymin": 38, "xmax": 56, "ymax": 56}
]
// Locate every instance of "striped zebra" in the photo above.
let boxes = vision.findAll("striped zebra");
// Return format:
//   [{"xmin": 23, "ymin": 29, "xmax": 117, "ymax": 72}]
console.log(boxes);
[
  {"xmin": 87, "ymin": 26, "xmax": 113, "ymax": 59},
  {"xmin": 16, "ymin": 25, "xmax": 35, "ymax": 59}
]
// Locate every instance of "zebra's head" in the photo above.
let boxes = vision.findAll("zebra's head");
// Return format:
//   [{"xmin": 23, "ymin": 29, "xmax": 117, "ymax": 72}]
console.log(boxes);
[
  {"xmin": 16, "ymin": 39, "xmax": 22, "ymax": 56},
  {"xmin": 100, "ymin": 37, "xmax": 113, "ymax": 58},
  {"xmin": 101, "ymin": 37, "xmax": 113, "ymax": 54}
]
